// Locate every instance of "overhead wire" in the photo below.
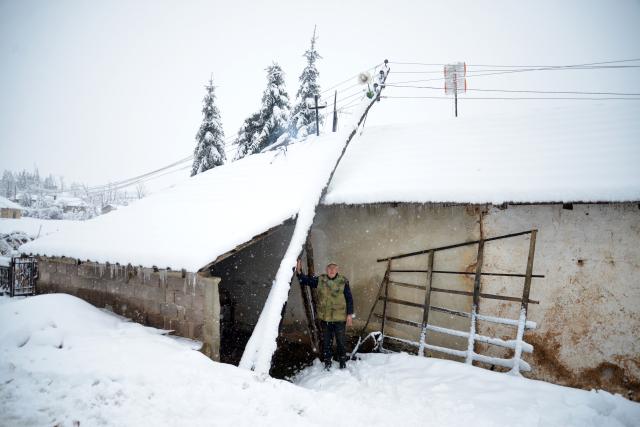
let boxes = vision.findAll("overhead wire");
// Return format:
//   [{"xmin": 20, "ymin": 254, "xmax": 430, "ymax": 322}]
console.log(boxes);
[{"xmin": 385, "ymin": 84, "xmax": 640, "ymax": 97}]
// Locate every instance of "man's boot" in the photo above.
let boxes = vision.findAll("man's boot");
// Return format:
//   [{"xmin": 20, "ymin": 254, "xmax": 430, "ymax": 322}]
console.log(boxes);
[
  {"xmin": 324, "ymin": 360, "xmax": 332, "ymax": 371},
  {"xmin": 339, "ymin": 357, "xmax": 347, "ymax": 369}
]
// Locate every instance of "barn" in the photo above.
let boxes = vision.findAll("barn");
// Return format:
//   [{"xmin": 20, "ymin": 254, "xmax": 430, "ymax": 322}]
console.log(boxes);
[{"xmin": 20, "ymin": 102, "xmax": 640, "ymax": 399}]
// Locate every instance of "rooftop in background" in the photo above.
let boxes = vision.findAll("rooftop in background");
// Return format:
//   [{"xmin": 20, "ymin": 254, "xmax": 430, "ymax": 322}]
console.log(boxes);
[
  {"xmin": 19, "ymin": 103, "xmax": 640, "ymax": 271},
  {"xmin": 0, "ymin": 196, "xmax": 22, "ymax": 210}
]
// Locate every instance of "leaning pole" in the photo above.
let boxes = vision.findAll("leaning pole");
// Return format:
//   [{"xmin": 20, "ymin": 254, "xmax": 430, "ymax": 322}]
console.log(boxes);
[{"xmin": 239, "ymin": 62, "xmax": 390, "ymax": 376}]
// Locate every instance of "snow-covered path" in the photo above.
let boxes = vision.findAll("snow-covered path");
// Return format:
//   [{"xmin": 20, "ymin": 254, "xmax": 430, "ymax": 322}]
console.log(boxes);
[{"xmin": 1, "ymin": 294, "xmax": 638, "ymax": 426}]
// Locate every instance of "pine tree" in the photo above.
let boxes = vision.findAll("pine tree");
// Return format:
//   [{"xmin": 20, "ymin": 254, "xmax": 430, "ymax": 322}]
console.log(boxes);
[
  {"xmin": 290, "ymin": 27, "xmax": 322, "ymax": 138},
  {"xmin": 191, "ymin": 76, "xmax": 226, "ymax": 176},
  {"xmin": 234, "ymin": 63, "xmax": 290, "ymax": 159},
  {"xmin": 233, "ymin": 112, "xmax": 263, "ymax": 160}
]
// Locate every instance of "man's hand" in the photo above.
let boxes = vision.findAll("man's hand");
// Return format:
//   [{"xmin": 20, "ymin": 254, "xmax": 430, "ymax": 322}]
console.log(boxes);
[
  {"xmin": 346, "ymin": 314, "xmax": 353, "ymax": 327},
  {"xmin": 295, "ymin": 259, "xmax": 302, "ymax": 274}
]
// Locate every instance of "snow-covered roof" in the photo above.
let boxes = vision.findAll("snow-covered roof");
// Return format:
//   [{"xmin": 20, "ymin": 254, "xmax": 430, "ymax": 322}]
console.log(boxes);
[
  {"xmin": 325, "ymin": 103, "xmax": 640, "ymax": 204},
  {"xmin": 20, "ymin": 103, "xmax": 640, "ymax": 271},
  {"xmin": 20, "ymin": 130, "xmax": 353, "ymax": 271},
  {"xmin": 0, "ymin": 196, "xmax": 22, "ymax": 210}
]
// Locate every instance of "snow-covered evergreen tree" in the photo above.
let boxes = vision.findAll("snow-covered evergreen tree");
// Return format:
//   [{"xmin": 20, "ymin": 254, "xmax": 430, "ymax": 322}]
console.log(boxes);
[
  {"xmin": 234, "ymin": 63, "xmax": 290, "ymax": 159},
  {"xmin": 191, "ymin": 76, "xmax": 226, "ymax": 176},
  {"xmin": 290, "ymin": 27, "xmax": 322, "ymax": 138},
  {"xmin": 233, "ymin": 112, "xmax": 263, "ymax": 160}
]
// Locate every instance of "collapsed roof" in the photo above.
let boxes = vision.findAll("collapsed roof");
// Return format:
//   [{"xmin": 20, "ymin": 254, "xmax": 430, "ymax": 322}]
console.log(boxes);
[{"xmin": 20, "ymin": 103, "xmax": 640, "ymax": 271}]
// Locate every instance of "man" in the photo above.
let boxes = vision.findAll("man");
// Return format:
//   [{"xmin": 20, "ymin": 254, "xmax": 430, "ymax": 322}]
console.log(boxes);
[{"xmin": 296, "ymin": 259, "xmax": 354, "ymax": 370}]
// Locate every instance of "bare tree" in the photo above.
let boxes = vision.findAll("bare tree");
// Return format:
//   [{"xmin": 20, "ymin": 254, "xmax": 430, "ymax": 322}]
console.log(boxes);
[{"xmin": 135, "ymin": 183, "xmax": 147, "ymax": 199}]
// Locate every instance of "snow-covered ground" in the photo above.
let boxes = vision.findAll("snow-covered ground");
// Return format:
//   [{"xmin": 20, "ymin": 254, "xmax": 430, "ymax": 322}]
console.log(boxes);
[{"xmin": 1, "ymin": 294, "xmax": 638, "ymax": 427}]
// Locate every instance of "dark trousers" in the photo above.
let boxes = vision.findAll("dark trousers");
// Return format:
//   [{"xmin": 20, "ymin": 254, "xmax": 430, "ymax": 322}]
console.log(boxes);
[{"xmin": 321, "ymin": 320, "xmax": 346, "ymax": 362}]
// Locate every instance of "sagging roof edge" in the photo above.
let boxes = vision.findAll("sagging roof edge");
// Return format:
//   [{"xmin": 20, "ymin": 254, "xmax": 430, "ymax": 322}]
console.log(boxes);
[{"xmin": 23, "ymin": 201, "xmax": 639, "ymax": 272}]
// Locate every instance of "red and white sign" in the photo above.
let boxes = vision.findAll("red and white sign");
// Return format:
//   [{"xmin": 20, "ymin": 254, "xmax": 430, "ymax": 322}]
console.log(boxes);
[{"xmin": 444, "ymin": 62, "xmax": 467, "ymax": 95}]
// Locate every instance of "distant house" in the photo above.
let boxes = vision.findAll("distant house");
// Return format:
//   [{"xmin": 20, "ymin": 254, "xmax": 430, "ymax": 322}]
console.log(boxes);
[
  {"xmin": 0, "ymin": 196, "xmax": 22, "ymax": 219},
  {"xmin": 20, "ymin": 103, "xmax": 640, "ymax": 398},
  {"xmin": 53, "ymin": 196, "xmax": 89, "ymax": 213}
]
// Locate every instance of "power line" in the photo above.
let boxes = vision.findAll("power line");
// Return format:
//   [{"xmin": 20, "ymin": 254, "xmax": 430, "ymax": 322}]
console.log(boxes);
[
  {"xmin": 381, "ymin": 95, "xmax": 640, "ymax": 101},
  {"xmin": 386, "ymin": 60, "xmax": 640, "ymax": 86},
  {"xmin": 386, "ymin": 84, "xmax": 640, "ymax": 96},
  {"xmin": 320, "ymin": 63, "xmax": 382, "ymax": 95},
  {"xmin": 389, "ymin": 58, "xmax": 640, "ymax": 68}
]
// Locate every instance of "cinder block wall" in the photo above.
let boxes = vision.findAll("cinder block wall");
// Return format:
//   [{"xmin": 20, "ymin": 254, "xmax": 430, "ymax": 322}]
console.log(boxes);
[{"xmin": 36, "ymin": 256, "xmax": 221, "ymax": 361}]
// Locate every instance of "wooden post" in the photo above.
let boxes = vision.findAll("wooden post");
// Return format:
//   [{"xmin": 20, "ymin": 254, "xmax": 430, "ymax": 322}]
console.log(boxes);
[
  {"xmin": 379, "ymin": 260, "xmax": 392, "ymax": 350},
  {"xmin": 314, "ymin": 95, "xmax": 320, "ymax": 136},
  {"xmin": 521, "ymin": 230, "xmax": 537, "ymax": 311},
  {"xmin": 332, "ymin": 90, "xmax": 338, "ymax": 132},
  {"xmin": 418, "ymin": 250, "xmax": 435, "ymax": 356},
  {"xmin": 466, "ymin": 239, "xmax": 484, "ymax": 364},
  {"xmin": 300, "ymin": 236, "xmax": 320, "ymax": 354}
]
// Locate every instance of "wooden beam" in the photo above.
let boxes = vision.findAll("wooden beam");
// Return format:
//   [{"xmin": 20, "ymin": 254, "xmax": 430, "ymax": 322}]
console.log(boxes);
[
  {"xmin": 390, "ymin": 269, "xmax": 544, "ymax": 279},
  {"xmin": 377, "ymin": 229, "xmax": 536, "ymax": 262}
]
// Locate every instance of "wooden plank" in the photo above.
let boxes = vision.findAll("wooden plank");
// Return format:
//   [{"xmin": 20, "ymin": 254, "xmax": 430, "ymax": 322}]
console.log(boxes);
[
  {"xmin": 429, "ymin": 287, "xmax": 540, "ymax": 305},
  {"xmin": 361, "ymin": 261, "xmax": 391, "ymax": 335},
  {"xmin": 377, "ymin": 230, "xmax": 534, "ymax": 262},
  {"xmin": 522, "ymin": 230, "xmax": 538, "ymax": 311},
  {"xmin": 300, "ymin": 236, "xmax": 320, "ymax": 354},
  {"xmin": 379, "ymin": 296, "xmax": 424, "ymax": 309},
  {"xmin": 389, "ymin": 280, "xmax": 425, "ymax": 290},
  {"xmin": 419, "ymin": 250, "xmax": 435, "ymax": 356},
  {"xmin": 390, "ymin": 269, "xmax": 544, "ymax": 278},
  {"xmin": 379, "ymin": 260, "xmax": 392, "ymax": 343},
  {"xmin": 374, "ymin": 313, "xmax": 421, "ymax": 328},
  {"xmin": 472, "ymin": 239, "xmax": 485, "ymax": 307}
]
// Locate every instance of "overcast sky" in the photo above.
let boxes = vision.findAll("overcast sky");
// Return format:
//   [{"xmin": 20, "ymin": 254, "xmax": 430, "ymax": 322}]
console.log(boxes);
[{"xmin": 1, "ymin": 0, "xmax": 639, "ymax": 189}]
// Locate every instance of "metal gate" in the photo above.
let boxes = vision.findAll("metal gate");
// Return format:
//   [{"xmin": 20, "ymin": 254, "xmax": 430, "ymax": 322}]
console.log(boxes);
[
  {"xmin": 0, "ymin": 256, "xmax": 38, "ymax": 297},
  {"xmin": 354, "ymin": 230, "xmax": 543, "ymax": 375}
]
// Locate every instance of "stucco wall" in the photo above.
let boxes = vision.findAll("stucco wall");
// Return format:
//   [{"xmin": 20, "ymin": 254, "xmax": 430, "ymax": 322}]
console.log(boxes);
[
  {"xmin": 287, "ymin": 203, "xmax": 640, "ymax": 399},
  {"xmin": 37, "ymin": 257, "xmax": 221, "ymax": 361}
]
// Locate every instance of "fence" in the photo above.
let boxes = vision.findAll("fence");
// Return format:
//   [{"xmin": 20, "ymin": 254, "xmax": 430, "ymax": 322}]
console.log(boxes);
[
  {"xmin": 354, "ymin": 230, "xmax": 543, "ymax": 375},
  {"xmin": 0, "ymin": 256, "xmax": 37, "ymax": 297}
]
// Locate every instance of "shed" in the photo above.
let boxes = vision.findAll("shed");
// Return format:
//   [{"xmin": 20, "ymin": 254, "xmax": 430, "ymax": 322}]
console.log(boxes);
[{"xmin": 20, "ymin": 102, "xmax": 640, "ymax": 397}]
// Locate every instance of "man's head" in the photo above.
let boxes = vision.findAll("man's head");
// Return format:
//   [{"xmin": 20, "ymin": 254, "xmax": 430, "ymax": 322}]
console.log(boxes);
[{"xmin": 326, "ymin": 262, "xmax": 339, "ymax": 279}]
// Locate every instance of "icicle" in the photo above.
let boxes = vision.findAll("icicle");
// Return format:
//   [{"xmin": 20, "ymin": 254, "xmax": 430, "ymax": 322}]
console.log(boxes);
[{"xmin": 159, "ymin": 270, "xmax": 167, "ymax": 287}]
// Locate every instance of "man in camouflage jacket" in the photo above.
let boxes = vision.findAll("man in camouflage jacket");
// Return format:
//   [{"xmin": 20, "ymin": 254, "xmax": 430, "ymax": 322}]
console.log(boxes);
[{"xmin": 296, "ymin": 259, "xmax": 354, "ymax": 370}]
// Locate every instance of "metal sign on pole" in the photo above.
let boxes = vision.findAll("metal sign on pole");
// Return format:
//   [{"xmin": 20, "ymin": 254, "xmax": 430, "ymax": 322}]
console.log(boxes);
[{"xmin": 444, "ymin": 62, "xmax": 466, "ymax": 117}]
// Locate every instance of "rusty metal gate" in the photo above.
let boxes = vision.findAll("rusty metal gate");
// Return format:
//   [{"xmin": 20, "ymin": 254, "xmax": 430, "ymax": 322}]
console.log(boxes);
[
  {"xmin": 353, "ymin": 230, "xmax": 543, "ymax": 375},
  {"xmin": 0, "ymin": 256, "xmax": 37, "ymax": 297}
]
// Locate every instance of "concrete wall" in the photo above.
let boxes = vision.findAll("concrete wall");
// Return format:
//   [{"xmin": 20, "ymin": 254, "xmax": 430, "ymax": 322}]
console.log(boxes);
[
  {"xmin": 37, "ymin": 257, "xmax": 221, "ymax": 361},
  {"xmin": 285, "ymin": 203, "xmax": 640, "ymax": 399}
]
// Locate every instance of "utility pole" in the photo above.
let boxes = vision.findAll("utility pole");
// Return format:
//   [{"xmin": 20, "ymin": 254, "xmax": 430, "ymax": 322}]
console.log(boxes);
[
  {"xmin": 444, "ymin": 62, "xmax": 466, "ymax": 118},
  {"xmin": 309, "ymin": 95, "xmax": 326, "ymax": 136},
  {"xmin": 332, "ymin": 90, "xmax": 338, "ymax": 132},
  {"xmin": 453, "ymin": 73, "xmax": 458, "ymax": 118}
]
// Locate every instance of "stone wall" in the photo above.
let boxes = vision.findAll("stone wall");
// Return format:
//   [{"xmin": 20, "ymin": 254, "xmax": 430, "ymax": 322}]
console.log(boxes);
[{"xmin": 36, "ymin": 257, "xmax": 221, "ymax": 361}]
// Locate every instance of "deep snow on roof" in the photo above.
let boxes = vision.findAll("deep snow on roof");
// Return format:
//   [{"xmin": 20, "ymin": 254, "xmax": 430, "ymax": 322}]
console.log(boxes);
[
  {"xmin": 0, "ymin": 196, "xmax": 22, "ymax": 210},
  {"xmin": 325, "ymin": 103, "xmax": 640, "ymax": 205},
  {"xmin": 20, "ymin": 103, "xmax": 640, "ymax": 270},
  {"xmin": 20, "ymin": 130, "xmax": 351, "ymax": 271}
]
